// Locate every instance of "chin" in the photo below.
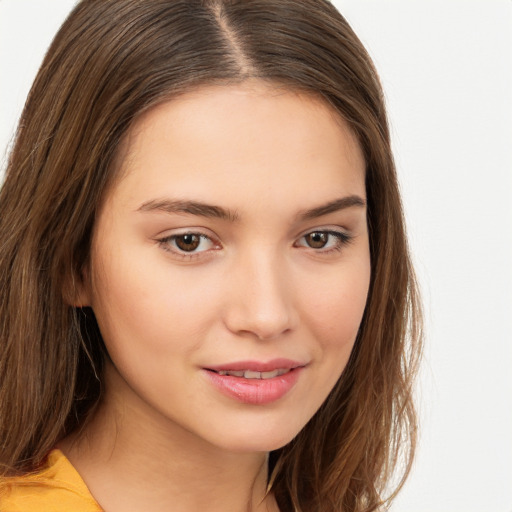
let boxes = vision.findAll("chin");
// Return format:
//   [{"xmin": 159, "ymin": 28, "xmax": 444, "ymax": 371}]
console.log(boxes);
[{"xmin": 202, "ymin": 417, "xmax": 306, "ymax": 454}]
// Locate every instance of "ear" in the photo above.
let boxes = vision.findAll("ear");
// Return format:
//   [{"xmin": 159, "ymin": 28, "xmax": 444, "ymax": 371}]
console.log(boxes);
[{"xmin": 62, "ymin": 264, "xmax": 92, "ymax": 307}]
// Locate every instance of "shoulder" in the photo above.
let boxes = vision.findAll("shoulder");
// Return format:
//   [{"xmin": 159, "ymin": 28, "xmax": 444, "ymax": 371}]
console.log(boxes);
[{"xmin": 0, "ymin": 450, "xmax": 102, "ymax": 512}]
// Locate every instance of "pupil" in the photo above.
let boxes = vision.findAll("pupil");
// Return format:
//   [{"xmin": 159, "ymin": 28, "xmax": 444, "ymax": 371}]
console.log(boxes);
[
  {"xmin": 176, "ymin": 234, "xmax": 200, "ymax": 251},
  {"xmin": 307, "ymin": 232, "xmax": 327, "ymax": 248}
]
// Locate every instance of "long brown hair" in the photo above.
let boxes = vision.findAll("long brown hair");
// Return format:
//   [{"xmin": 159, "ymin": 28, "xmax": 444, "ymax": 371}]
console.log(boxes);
[{"xmin": 0, "ymin": 1, "xmax": 422, "ymax": 510}]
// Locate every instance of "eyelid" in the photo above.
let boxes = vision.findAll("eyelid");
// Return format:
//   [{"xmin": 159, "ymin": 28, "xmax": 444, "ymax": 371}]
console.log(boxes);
[
  {"xmin": 156, "ymin": 228, "xmax": 222, "ymax": 260},
  {"xmin": 294, "ymin": 227, "xmax": 353, "ymax": 251}
]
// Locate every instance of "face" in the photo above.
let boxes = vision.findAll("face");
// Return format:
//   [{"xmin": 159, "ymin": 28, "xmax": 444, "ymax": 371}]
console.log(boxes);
[{"xmin": 81, "ymin": 82, "xmax": 370, "ymax": 453}]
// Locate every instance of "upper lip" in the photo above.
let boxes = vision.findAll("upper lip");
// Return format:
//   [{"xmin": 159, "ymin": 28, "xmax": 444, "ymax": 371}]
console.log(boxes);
[{"xmin": 205, "ymin": 358, "xmax": 306, "ymax": 372}]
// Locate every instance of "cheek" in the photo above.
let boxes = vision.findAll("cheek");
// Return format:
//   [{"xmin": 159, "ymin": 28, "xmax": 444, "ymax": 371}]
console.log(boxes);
[
  {"xmin": 89, "ymin": 248, "xmax": 224, "ymax": 359},
  {"xmin": 303, "ymin": 263, "xmax": 370, "ymax": 349},
  {"xmin": 288, "ymin": 259, "xmax": 370, "ymax": 423}
]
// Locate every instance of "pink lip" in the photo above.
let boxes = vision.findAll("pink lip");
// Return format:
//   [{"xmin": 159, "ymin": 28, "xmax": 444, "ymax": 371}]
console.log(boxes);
[
  {"xmin": 206, "ymin": 358, "xmax": 304, "ymax": 372},
  {"xmin": 203, "ymin": 359, "xmax": 306, "ymax": 405}
]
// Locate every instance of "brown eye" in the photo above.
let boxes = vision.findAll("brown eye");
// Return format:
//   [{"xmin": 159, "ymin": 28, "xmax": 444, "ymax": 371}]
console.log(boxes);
[
  {"xmin": 295, "ymin": 230, "xmax": 352, "ymax": 252},
  {"xmin": 158, "ymin": 232, "xmax": 218, "ymax": 257},
  {"xmin": 175, "ymin": 234, "xmax": 201, "ymax": 252},
  {"xmin": 304, "ymin": 232, "xmax": 328, "ymax": 249}
]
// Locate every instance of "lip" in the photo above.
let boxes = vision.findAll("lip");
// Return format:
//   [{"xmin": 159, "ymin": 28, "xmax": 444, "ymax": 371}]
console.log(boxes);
[
  {"xmin": 203, "ymin": 359, "xmax": 306, "ymax": 405},
  {"xmin": 206, "ymin": 358, "xmax": 305, "ymax": 373}
]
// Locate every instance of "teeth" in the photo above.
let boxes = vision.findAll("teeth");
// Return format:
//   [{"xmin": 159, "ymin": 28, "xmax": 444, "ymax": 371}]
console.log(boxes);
[
  {"xmin": 228, "ymin": 370, "xmax": 245, "ymax": 377},
  {"xmin": 216, "ymin": 369, "xmax": 290, "ymax": 379},
  {"xmin": 244, "ymin": 370, "xmax": 261, "ymax": 379},
  {"xmin": 217, "ymin": 370, "xmax": 244, "ymax": 377},
  {"xmin": 261, "ymin": 369, "xmax": 279, "ymax": 379}
]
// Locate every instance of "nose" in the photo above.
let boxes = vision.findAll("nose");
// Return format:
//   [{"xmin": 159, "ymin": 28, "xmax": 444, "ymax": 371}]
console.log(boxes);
[{"xmin": 222, "ymin": 249, "xmax": 297, "ymax": 341}]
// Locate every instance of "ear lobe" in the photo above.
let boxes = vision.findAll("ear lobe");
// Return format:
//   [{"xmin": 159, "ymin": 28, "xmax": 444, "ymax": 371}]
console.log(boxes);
[{"xmin": 62, "ymin": 266, "xmax": 92, "ymax": 307}]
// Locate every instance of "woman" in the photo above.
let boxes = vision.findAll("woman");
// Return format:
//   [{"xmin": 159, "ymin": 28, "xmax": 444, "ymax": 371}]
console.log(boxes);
[{"xmin": 0, "ymin": 1, "xmax": 422, "ymax": 511}]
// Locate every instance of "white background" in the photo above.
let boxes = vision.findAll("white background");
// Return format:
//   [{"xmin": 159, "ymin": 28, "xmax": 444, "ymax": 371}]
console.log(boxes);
[{"xmin": 1, "ymin": 1, "xmax": 511, "ymax": 511}]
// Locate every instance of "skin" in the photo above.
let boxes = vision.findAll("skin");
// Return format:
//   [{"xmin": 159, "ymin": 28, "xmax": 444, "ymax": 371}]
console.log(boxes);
[{"xmin": 61, "ymin": 81, "xmax": 371, "ymax": 512}]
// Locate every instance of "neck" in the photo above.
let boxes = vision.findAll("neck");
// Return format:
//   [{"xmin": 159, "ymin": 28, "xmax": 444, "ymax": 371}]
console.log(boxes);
[{"xmin": 59, "ymin": 363, "xmax": 279, "ymax": 512}]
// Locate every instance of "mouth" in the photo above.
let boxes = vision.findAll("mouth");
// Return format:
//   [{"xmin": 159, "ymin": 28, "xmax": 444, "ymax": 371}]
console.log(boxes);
[
  {"xmin": 203, "ymin": 360, "xmax": 305, "ymax": 404},
  {"xmin": 205, "ymin": 359, "xmax": 305, "ymax": 378},
  {"xmin": 207, "ymin": 368, "xmax": 293, "ymax": 379}
]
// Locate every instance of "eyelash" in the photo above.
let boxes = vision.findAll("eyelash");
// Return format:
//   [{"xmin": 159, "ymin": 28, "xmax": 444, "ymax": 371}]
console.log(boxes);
[
  {"xmin": 157, "ymin": 229, "xmax": 352, "ymax": 260},
  {"xmin": 157, "ymin": 232, "xmax": 220, "ymax": 260},
  {"xmin": 294, "ymin": 229, "xmax": 353, "ymax": 253}
]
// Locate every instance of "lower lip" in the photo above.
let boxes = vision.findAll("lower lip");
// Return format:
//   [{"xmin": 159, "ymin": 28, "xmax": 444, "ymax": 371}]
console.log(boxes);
[{"xmin": 203, "ymin": 368, "xmax": 302, "ymax": 405}]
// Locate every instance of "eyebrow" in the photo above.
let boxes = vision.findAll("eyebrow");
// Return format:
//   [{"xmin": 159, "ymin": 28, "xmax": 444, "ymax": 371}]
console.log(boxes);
[
  {"xmin": 137, "ymin": 199, "xmax": 240, "ymax": 222},
  {"xmin": 137, "ymin": 194, "xmax": 366, "ymax": 222},
  {"xmin": 297, "ymin": 195, "xmax": 366, "ymax": 220}
]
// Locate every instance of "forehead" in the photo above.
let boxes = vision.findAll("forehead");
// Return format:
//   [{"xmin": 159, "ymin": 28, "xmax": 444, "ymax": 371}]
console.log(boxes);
[{"xmin": 107, "ymin": 81, "xmax": 366, "ymax": 213}]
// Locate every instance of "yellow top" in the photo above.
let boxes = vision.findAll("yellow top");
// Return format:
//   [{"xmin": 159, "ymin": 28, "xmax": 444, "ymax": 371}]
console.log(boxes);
[{"xmin": 0, "ymin": 450, "xmax": 102, "ymax": 512}]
